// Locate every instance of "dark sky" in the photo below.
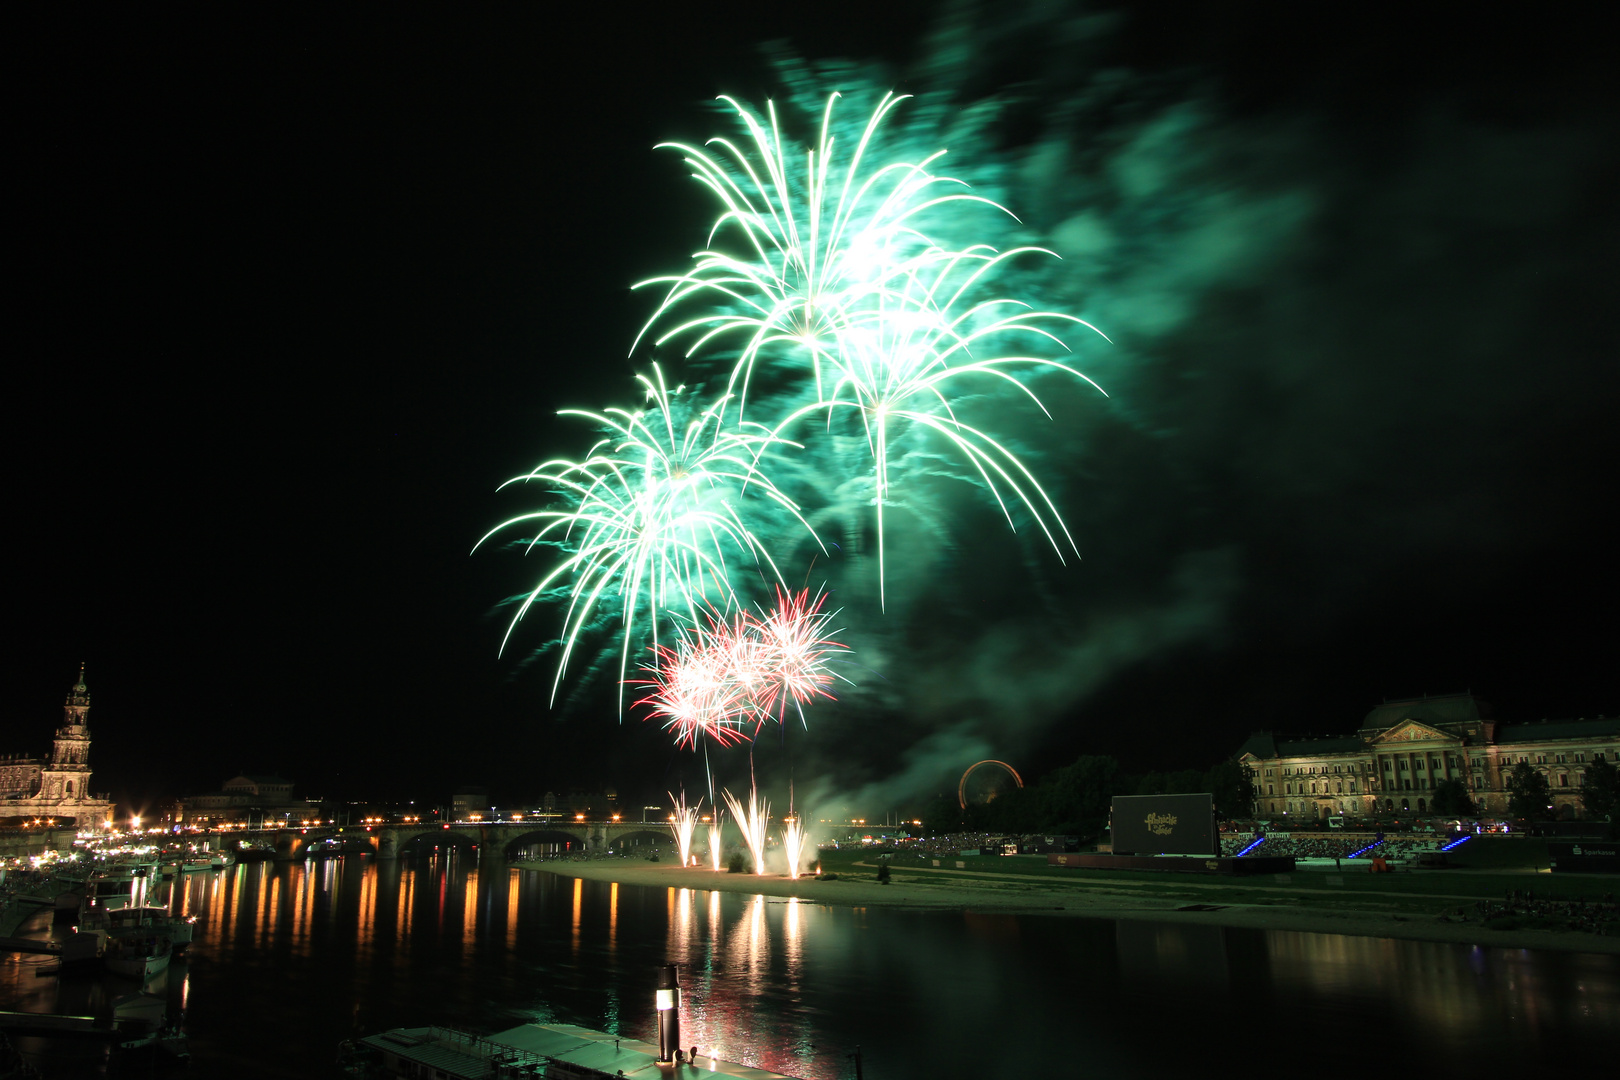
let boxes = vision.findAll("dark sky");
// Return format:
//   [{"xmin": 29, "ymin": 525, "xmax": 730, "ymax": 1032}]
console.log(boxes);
[{"xmin": 8, "ymin": 4, "xmax": 1615, "ymax": 818}]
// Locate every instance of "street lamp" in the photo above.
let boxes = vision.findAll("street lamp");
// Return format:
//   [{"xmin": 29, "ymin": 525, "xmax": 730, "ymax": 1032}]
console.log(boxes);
[{"xmin": 655, "ymin": 964, "xmax": 680, "ymax": 1063}]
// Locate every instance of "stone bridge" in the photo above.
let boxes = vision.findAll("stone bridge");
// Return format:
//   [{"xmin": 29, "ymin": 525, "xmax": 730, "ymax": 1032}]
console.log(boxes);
[{"xmin": 222, "ymin": 820, "xmax": 674, "ymax": 868}]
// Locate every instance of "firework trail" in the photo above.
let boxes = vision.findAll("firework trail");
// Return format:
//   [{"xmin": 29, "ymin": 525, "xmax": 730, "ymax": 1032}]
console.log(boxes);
[
  {"xmin": 475, "ymin": 363, "xmax": 816, "ymax": 702},
  {"xmin": 722, "ymin": 786, "xmax": 770, "ymax": 876},
  {"xmin": 635, "ymin": 93, "xmax": 1001, "ymax": 407},
  {"xmin": 669, "ymin": 792, "xmax": 701, "ymax": 867}
]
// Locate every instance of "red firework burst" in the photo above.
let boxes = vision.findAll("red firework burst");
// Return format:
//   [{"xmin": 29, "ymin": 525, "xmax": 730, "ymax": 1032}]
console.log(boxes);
[{"xmin": 632, "ymin": 589, "xmax": 847, "ymax": 748}]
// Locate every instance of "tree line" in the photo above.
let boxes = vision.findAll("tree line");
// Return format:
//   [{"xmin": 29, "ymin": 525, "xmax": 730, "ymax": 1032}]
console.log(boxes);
[
  {"xmin": 1498, "ymin": 755, "xmax": 1619, "ymax": 824},
  {"xmin": 920, "ymin": 756, "xmax": 1255, "ymax": 838}
]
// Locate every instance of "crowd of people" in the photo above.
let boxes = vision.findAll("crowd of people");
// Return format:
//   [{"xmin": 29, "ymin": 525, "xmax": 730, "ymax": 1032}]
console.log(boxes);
[{"xmin": 1218, "ymin": 834, "xmax": 1443, "ymax": 860}]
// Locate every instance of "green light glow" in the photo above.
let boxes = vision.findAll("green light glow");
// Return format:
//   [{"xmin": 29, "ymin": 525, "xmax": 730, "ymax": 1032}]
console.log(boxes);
[
  {"xmin": 636, "ymin": 93, "xmax": 1108, "ymax": 608},
  {"xmin": 485, "ymin": 91, "xmax": 1106, "ymax": 712},
  {"xmin": 474, "ymin": 363, "xmax": 817, "ymax": 702}
]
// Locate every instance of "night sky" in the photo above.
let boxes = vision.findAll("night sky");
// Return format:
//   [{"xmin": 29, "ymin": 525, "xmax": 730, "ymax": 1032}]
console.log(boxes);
[{"xmin": 8, "ymin": 4, "xmax": 1615, "ymax": 819}]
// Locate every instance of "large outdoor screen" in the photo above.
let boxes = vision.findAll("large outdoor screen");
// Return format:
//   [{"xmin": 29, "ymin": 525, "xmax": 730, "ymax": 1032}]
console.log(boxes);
[{"xmin": 1110, "ymin": 794, "xmax": 1217, "ymax": 855}]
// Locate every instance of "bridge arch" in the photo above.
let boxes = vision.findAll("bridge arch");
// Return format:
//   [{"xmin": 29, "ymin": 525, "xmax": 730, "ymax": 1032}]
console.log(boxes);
[
  {"xmin": 391, "ymin": 827, "xmax": 482, "ymax": 858},
  {"xmin": 496, "ymin": 828, "xmax": 590, "ymax": 861}
]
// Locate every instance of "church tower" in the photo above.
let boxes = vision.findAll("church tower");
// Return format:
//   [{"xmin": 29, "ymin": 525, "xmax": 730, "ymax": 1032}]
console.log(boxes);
[{"xmin": 39, "ymin": 663, "xmax": 94, "ymax": 802}]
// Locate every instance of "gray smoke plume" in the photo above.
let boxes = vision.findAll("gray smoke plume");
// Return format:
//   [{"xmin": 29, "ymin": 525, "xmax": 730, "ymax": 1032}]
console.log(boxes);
[{"xmin": 722, "ymin": 2, "xmax": 1618, "ymax": 813}]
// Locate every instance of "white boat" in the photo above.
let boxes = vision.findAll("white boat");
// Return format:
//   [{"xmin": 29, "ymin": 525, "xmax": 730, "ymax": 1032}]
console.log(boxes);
[
  {"xmin": 102, "ymin": 932, "xmax": 171, "ymax": 980},
  {"xmin": 59, "ymin": 921, "xmax": 177, "ymax": 980},
  {"xmin": 83, "ymin": 901, "xmax": 197, "ymax": 954},
  {"xmin": 55, "ymin": 859, "xmax": 162, "ymax": 919}
]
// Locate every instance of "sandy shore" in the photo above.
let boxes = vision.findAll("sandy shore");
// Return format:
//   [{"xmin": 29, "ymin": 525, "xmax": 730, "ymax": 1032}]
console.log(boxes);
[{"xmin": 516, "ymin": 858, "xmax": 1620, "ymax": 955}]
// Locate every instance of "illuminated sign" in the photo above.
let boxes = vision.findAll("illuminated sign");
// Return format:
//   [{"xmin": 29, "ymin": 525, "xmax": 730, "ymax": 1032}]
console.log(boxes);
[{"xmin": 1111, "ymin": 794, "xmax": 1216, "ymax": 855}]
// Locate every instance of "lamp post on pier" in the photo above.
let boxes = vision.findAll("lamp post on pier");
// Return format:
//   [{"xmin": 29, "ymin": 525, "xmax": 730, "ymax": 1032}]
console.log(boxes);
[{"xmin": 655, "ymin": 964, "xmax": 680, "ymax": 1062}]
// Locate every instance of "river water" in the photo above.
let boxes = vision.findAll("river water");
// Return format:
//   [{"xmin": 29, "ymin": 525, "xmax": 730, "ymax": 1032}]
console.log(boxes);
[{"xmin": 4, "ymin": 853, "xmax": 1617, "ymax": 1078}]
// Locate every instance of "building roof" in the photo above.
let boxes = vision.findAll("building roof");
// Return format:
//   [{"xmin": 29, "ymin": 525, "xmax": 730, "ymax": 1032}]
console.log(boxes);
[
  {"xmin": 1361, "ymin": 693, "xmax": 1488, "ymax": 730},
  {"xmin": 1495, "ymin": 717, "xmax": 1620, "ymax": 743},
  {"xmin": 1238, "ymin": 733, "xmax": 1366, "ymax": 760}
]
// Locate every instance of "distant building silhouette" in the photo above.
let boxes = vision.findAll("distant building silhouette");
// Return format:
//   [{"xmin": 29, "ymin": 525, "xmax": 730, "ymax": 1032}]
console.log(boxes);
[{"xmin": 178, "ymin": 774, "xmax": 303, "ymax": 827}]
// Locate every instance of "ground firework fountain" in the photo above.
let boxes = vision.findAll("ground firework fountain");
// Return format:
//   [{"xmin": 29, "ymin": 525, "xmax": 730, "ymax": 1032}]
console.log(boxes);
[
  {"xmin": 722, "ymin": 787, "xmax": 770, "ymax": 876},
  {"xmin": 707, "ymin": 813, "xmax": 724, "ymax": 872},
  {"xmin": 781, "ymin": 813, "xmax": 807, "ymax": 880},
  {"xmin": 669, "ymin": 793, "xmax": 700, "ymax": 867}
]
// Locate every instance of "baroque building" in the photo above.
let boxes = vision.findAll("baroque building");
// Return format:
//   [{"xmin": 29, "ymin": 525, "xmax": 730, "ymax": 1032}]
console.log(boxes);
[
  {"xmin": 1, "ymin": 665, "xmax": 114, "ymax": 826},
  {"xmin": 1238, "ymin": 693, "xmax": 1619, "ymax": 821},
  {"xmin": 177, "ymin": 775, "xmax": 302, "ymax": 827}
]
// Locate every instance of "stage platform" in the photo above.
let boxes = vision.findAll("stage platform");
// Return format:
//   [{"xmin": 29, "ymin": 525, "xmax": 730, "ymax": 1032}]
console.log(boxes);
[{"xmin": 1048, "ymin": 853, "xmax": 1297, "ymax": 875}]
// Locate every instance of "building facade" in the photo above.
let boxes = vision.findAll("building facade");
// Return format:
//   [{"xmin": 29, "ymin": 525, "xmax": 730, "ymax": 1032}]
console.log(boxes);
[
  {"xmin": 1238, "ymin": 693, "xmax": 1619, "ymax": 821},
  {"xmin": 1, "ymin": 665, "xmax": 115, "ymax": 826},
  {"xmin": 177, "ymin": 775, "xmax": 303, "ymax": 827}
]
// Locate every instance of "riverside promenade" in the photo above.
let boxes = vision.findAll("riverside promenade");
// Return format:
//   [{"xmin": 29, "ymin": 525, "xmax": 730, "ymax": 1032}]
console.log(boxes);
[{"xmin": 516, "ymin": 853, "xmax": 1620, "ymax": 955}]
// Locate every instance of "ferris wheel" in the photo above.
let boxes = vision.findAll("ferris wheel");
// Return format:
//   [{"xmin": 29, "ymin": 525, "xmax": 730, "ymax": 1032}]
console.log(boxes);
[{"xmin": 958, "ymin": 759, "xmax": 1024, "ymax": 809}]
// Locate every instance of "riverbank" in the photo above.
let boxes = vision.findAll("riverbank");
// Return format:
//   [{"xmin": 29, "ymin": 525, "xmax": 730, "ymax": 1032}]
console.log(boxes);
[{"xmin": 516, "ymin": 857, "xmax": 1620, "ymax": 955}]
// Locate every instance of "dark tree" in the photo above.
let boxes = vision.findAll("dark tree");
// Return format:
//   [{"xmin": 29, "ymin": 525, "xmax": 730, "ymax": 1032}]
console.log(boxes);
[
  {"xmin": 1506, "ymin": 761, "xmax": 1554, "ymax": 821},
  {"xmin": 920, "ymin": 792, "xmax": 964, "ymax": 835},
  {"xmin": 1431, "ymin": 777, "xmax": 1476, "ymax": 817},
  {"xmin": 963, "ymin": 783, "xmax": 1042, "ymax": 833},
  {"xmin": 1039, "ymin": 755, "xmax": 1122, "ymax": 835},
  {"xmin": 1205, "ymin": 760, "xmax": 1256, "ymax": 818},
  {"xmin": 1581, "ymin": 755, "xmax": 1620, "ymax": 821}
]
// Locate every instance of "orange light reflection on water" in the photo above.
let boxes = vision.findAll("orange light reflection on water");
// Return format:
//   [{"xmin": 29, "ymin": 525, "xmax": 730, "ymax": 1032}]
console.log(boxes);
[
  {"xmin": 507, "ymin": 869, "xmax": 521, "ymax": 949},
  {"xmin": 463, "ymin": 870, "xmax": 478, "ymax": 941},
  {"xmin": 357, "ymin": 862, "xmax": 376, "ymax": 953},
  {"xmin": 252, "ymin": 867, "xmax": 270, "ymax": 947},
  {"xmin": 396, "ymin": 864, "xmax": 415, "ymax": 942},
  {"xmin": 571, "ymin": 876, "xmax": 583, "ymax": 954},
  {"xmin": 656, "ymin": 887, "xmax": 825, "ymax": 1079}
]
